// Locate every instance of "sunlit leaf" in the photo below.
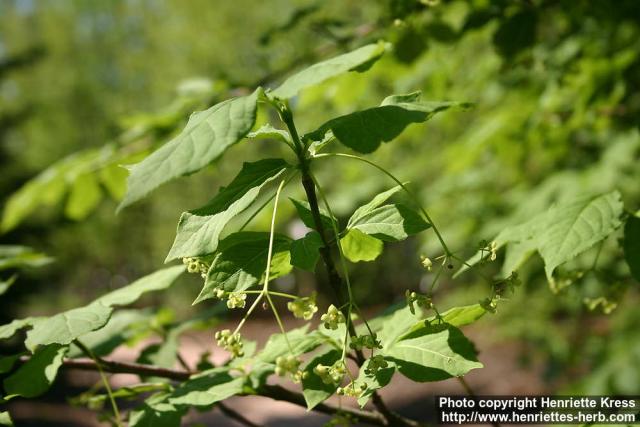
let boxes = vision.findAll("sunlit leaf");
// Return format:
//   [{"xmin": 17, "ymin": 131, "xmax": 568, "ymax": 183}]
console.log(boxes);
[
  {"xmin": 166, "ymin": 158, "xmax": 289, "ymax": 261},
  {"xmin": 308, "ymin": 91, "xmax": 470, "ymax": 153},
  {"xmin": 119, "ymin": 88, "xmax": 262, "ymax": 209},
  {"xmin": 341, "ymin": 229, "xmax": 383, "ymax": 262},
  {"xmin": 383, "ymin": 324, "xmax": 482, "ymax": 382},
  {"xmin": 270, "ymin": 42, "xmax": 387, "ymax": 99}
]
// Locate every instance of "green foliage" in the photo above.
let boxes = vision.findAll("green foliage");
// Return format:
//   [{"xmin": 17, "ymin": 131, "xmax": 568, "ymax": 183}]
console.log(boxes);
[
  {"xmin": 2, "ymin": 4, "xmax": 639, "ymax": 425},
  {"xmin": 195, "ymin": 232, "xmax": 292, "ymax": 303},
  {"xmin": 308, "ymin": 92, "xmax": 470, "ymax": 153},
  {"xmin": 119, "ymin": 88, "xmax": 262, "ymax": 210},
  {"xmin": 166, "ymin": 159, "xmax": 289, "ymax": 261},
  {"xmin": 290, "ymin": 231, "xmax": 323, "ymax": 271},
  {"xmin": 0, "ymin": 411, "xmax": 12, "ymax": 426},
  {"xmin": 301, "ymin": 349, "xmax": 342, "ymax": 409},
  {"xmin": 384, "ymin": 323, "xmax": 482, "ymax": 382},
  {"xmin": 3, "ymin": 344, "xmax": 68, "ymax": 398},
  {"xmin": 270, "ymin": 42, "xmax": 387, "ymax": 99},
  {"xmin": 341, "ymin": 229, "xmax": 384, "ymax": 262},
  {"xmin": 460, "ymin": 191, "xmax": 625, "ymax": 282}
]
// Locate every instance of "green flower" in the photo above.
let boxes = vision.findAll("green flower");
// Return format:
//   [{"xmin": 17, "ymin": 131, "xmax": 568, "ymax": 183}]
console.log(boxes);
[
  {"xmin": 405, "ymin": 290, "xmax": 433, "ymax": 315},
  {"xmin": 349, "ymin": 333, "xmax": 382, "ymax": 351},
  {"xmin": 287, "ymin": 293, "xmax": 318, "ymax": 320},
  {"xmin": 214, "ymin": 329, "xmax": 244, "ymax": 358},
  {"xmin": 313, "ymin": 361, "xmax": 346, "ymax": 385},
  {"xmin": 364, "ymin": 355, "xmax": 388, "ymax": 375},
  {"xmin": 227, "ymin": 292, "xmax": 247, "ymax": 309},
  {"xmin": 275, "ymin": 355, "xmax": 302, "ymax": 380},
  {"xmin": 320, "ymin": 305, "xmax": 345, "ymax": 330}
]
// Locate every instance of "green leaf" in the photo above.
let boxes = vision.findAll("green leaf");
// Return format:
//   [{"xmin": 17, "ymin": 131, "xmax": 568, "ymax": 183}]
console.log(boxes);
[
  {"xmin": 378, "ymin": 306, "xmax": 422, "ymax": 351},
  {"xmin": 65, "ymin": 172, "xmax": 102, "ymax": 220},
  {"xmin": 457, "ymin": 191, "xmax": 624, "ymax": 280},
  {"xmin": 270, "ymin": 42, "xmax": 387, "ymax": 99},
  {"xmin": 0, "ymin": 353, "xmax": 24, "ymax": 374},
  {"xmin": 0, "ymin": 317, "xmax": 40, "ymax": 341},
  {"xmin": 432, "ymin": 304, "xmax": 488, "ymax": 328},
  {"xmin": 301, "ymin": 349, "xmax": 342, "ymax": 409},
  {"xmin": 0, "ymin": 245, "xmax": 53, "ymax": 271},
  {"xmin": 97, "ymin": 265, "xmax": 185, "ymax": 307},
  {"xmin": 384, "ymin": 324, "xmax": 482, "ymax": 382},
  {"xmin": 289, "ymin": 198, "xmax": 334, "ymax": 230},
  {"xmin": 256, "ymin": 325, "xmax": 322, "ymax": 363},
  {"xmin": 195, "ymin": 232, "xmax": 292, "ymax": 303},
  {"xmin": 100, "ymin": 162, "xmax": 128, "ymax": 201},
  {"xmin": 1, "ymin": 160, "xmax": 67, "ymax": 232},
  {"xmin": 308, "ymin": 91, "xmax": 470, "ymax": 153},
  {"xmin": 68, "ymin": 309, "xmax": 152, "ymax": 357},
  {"xmin": 168, "ymin": 368, "xmax": 244, "ymax": 407},
  {"xmin": 0, "ymin": 275, "xmax": 17, "ymax": 297},
  {"xmin": 247, "ymin": 124, "xmax": 292, "ymax": 145},
  {"xmin": 348, "ymin": 203, "xmax": 430, "ymax": 241},
  {"xmin": 538, "ymin": 192, "xmax": 623, "ymax": 278},
  {"xmin": 24, "ymin": 266, "xmax": 184, "ymax": 351},
  {"xmin": 350, "ymin": 185, "xmax": 403, "ymax": 220},
  {"xmin": 0, "ymin": 411, "xmax": 13, "ymax": 426},
  {"xmin": 341, "ymin": 229, "xmax": 383, "ymax": 262},
  {"xmin": 129, "ymin": 393, "xmax": 185, "ymax": 427},
  {"xmin": 290, "ymin": 231, "xmax": 323, "ymax": 271},
  {"xmin": 25, "ymin": 303, "xmax": 113, "ymax": 351},
  {"xmin": 356, "ymin": 359, "xmax": 395, "ymax": 408},
  {"xmin": 3, "ymin": 344, "xmax": 68, "ymax": 398},
  {"xmin": 623, "ymin": 214, "xmax": 640, "ymax": 282},
  {"xmin": 166, "ymin": 158, "xmax": 289, "ymax": 261},
  {"xmin": 119, "ymin": 88, "xmax": 262, "ymax": 210}
]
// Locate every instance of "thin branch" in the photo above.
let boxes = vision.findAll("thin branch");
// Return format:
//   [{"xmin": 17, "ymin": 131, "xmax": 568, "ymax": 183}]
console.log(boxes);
[{"xmin": 18, "ymin": 356, "xmax": 390, "ymax": 426}]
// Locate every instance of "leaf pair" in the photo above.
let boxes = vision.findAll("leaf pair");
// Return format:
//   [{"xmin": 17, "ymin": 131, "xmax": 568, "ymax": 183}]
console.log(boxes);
[{"xmin": 341, "ymin": 185, "xmax": 431, "ymax": 263}]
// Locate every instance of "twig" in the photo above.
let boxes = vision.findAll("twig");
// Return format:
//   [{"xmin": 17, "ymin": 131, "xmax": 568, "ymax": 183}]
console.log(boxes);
[{"xmin": 17, "ymin": 356, "xmax": 389, "ymax": 426}]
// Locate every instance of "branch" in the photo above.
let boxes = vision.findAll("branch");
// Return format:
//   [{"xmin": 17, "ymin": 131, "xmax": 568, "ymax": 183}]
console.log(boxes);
[{"xmin": 18, "ymin": 356, "xmax": 390, "ymax": 426}]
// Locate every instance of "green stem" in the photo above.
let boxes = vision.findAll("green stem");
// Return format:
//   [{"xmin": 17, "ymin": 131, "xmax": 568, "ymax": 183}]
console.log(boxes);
[
  {"xmin": 238, "ymin": 171, "xmax": 298, "ymax": 232},
  {"xmin": 74, "ymin": 340, "xmax": 123, "ymax": 427},
  {"xmin": 243, "ymin": 290, "xmax": 297, "ymax": 299},
  {"xmin": 261, "ymin": 179, "xmax": 293, "ymax": 352},
  {"xmin": 314, "ymin": 152, "xmax": 452, "ymax": 256}
]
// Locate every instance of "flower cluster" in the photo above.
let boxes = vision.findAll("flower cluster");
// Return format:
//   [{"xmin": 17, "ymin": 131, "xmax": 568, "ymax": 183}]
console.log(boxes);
[
  {"xmin": 405, "ymin": 290, "xmax": 433, "ymax": 315},
  {"xmin": 275, "ymin": 355, "xmax": 304, "ymax": 381},
  {"xmin": 364, "ymin": 355, "xmax": 388, "ymax": 376},
  {"xmin": 321, "ymin": 305, "xmax": 346, "ymax": 330},
  {"xmin": 313, "ymin": 361, "xmax": 346, "ymax": 385},
  {"xmin": 226, "ymin": 291, "xmax": 247, "ymax": 309},
  {"xmin": 214, "ymin": 329, "xmax": 244, "ymax": 358},
  {"xmin": 182, "ymin": 257, "xmax": 209, "ymax": 278},
  {"xmin": 349, "ymin": 333, "xmax": 382, "ymax": 351},
  {"xmin": 287, "ymin": 294, "xmax": 318, "ymax": 320},
  {"xmin": 336, "ymin": 382, "xmax": 366, "ymax": 397}
]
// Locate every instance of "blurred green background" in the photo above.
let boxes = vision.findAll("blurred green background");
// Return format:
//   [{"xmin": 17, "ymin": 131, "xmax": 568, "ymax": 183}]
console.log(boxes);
[{"xmin": 1, "ymin": 0, "xmax": 639, "ymax": 409}]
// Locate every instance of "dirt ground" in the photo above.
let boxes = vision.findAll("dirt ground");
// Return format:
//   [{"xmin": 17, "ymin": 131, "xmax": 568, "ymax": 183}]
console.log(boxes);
[{"xmin": 7, "ymin": 316, "xmax": 550, "ymax": 427}]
